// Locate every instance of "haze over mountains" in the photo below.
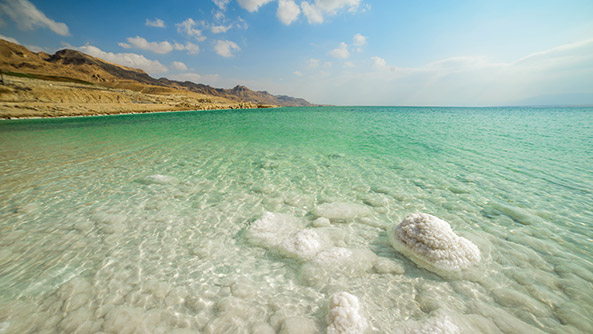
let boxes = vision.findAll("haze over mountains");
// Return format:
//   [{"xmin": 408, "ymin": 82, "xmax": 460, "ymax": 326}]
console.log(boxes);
[{"xmin": 0, "ymin": 39, "xmax": 313, "ymax": 111}]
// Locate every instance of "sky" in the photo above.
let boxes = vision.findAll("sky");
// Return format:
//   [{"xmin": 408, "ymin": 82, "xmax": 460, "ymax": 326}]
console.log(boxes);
[{"xmin": 1, "ymin": 0, "xmax": 593, "ymax": 106}]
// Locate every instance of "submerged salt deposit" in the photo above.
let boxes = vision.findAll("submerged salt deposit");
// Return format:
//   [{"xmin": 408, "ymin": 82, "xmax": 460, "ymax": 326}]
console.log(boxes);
[
  {"xmin": 389, "ymin": 213, "xmax": 481, "ymax": 277},
  {"xmin": 327, "ymin": 292, "xmax": 367, "ymax": 334},
  {"xmin": 1, "ymin": 107, "xmax": 593, "ymax": 333}
]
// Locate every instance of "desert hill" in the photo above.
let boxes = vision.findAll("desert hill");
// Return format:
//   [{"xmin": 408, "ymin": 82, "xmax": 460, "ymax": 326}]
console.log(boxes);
[{"xmin": 0, "ymin": 39, "xmax": 313, "ymax": 118}]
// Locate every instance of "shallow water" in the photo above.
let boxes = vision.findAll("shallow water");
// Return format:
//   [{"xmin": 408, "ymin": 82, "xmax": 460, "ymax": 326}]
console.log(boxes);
[{"xmin": 1, "ymin": 106, "xmax": 592, "ymax": 333}]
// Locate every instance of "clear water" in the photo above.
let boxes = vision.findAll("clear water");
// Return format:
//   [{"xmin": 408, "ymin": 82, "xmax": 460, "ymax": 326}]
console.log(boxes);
[{"xmin": 0, "ymin": 106, "xmax": 592, "ymax": 333}]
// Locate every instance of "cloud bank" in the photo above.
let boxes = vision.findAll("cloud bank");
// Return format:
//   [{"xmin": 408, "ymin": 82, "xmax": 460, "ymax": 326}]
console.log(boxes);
[
  {"xmin": 294, "ymin": 38, "xmax": 593, "ymax": 106},
  {"xmin": 76, "ymin": 44, "xmax": 168, "ymax": 74}
]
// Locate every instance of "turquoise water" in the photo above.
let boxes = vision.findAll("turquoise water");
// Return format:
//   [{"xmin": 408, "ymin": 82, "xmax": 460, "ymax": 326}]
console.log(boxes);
[{"xmin": 0, "ymin": 106, "xmax": 592, "ymax": 333}]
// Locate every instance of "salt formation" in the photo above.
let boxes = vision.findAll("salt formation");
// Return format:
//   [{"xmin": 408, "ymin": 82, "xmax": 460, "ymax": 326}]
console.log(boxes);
[
  {"xmin": 281, "ymin": 229, "xmax": 324, "ymax": 260},
  {"xmin": 246, "ymin": 212, "xmax": 324, "ymax": 260},
  {"xmin": 389, "ymin": 213, "xmax": 480, "ymax": 276},
  {"xmin": 245, "ymin": 212, "xmax": 303, "ymax": 249},
  {"xmin": 327, "ymin": 292, "xmax": 368, "ymax": 334}
]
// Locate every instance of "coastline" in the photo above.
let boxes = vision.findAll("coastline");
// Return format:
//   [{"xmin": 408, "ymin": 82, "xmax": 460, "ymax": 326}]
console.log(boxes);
[
  {"xmin": 0, "ymin": 75, "xmax": 277, "ymax": 120},
  {"xmin": 0, "ymin": 103, "xmax": 278, "ymax": 120}
]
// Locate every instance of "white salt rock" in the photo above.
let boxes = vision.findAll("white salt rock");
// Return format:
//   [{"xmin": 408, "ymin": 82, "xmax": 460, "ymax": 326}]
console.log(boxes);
[
  {"xmin": 280, "ymin": 229, "xmax": 324, "ymax": 260},
  {"xmin": 327, "ymin": 292, "xmax": 368, "ymax": 334},
  {"xmin": 389, "ymin": 213, "xmax": 480, "ymax": 276},
  {"xmin": 313, "ymin": 247, "xmax": 376, "ymax": 273},
  {"xmin": 280, "ymin": 317, "xmax": 318, "ymax": 334},
  {"xmin": 373, "ymin": 257, "xmax": 405, "ymax": 275},
  {"xmin": 315, "ymin": 226, "xmax": 349, "ymax": 247},
  {"xmin": 313, "ymin": 202, "xmax": 372, "ymax": 221},
  {"xmin": 301, "ymin": 248, "xmax": 377, "ymax": 287},
  {"xmin": 314, "ymin": 247, "xmax": 353, "ymax": 265},
  {"xmin": 245, "ymin": 212, "xmax": 303, "ymax": 249},
  {"xmin": 313, "ymin": 217, "xmax": 331, "ymax": 227}
]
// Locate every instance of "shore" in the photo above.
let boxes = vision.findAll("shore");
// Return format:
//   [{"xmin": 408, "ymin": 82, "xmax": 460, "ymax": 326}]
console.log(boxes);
[{"xmin": 0, "ymin": 75, "xmax": 277, "ymax": 119}]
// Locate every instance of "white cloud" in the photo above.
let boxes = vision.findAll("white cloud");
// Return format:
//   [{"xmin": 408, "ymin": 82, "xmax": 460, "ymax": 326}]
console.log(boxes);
[
  {"xmin": 214, "ymin": 11, "xmax": 225, "ymax": 21},
  {"xmin": 213, "ymin": 0, "xmax": 230, "ymax": 10},
  {"xmin": 145, "ymin": 18, "xmax": 165, "ymax": 28},
  {"xmin": 176, "ymin": 18, "xmax": 207, "ymax": 42},
  {"xmin": 293, "ymin": 71, "xmax": 303, "ymax": 76},
  {"xmin": 0, "ymin": 0, "xmax": 69, "ymax": 36},
  {"xmin": 277, "ymin": 0, "xmax": 301, "ymax": 25},
  {"xmin": 214, "ymin": 40, "xmax": 241, "ymax": 57},
  {"xmin": 171, "ymin": 61, "xmax": 188, "ymax": 71},
  {"xmin": 353, "ymin": 33, "xmax": 366, "ymax": 46},
  {"xmin": 119, "ymin": 36, "xmax": 173, "ymax": 54},
  {"xmin": 329, "ymin": 42, "xmax": 350, "ymax": 59},
  {"xmin": 173, "ymin": 41, "xmax": 200, "ymax": 55},
  {"xmin": 0, "ymin": 34, "xmax": 19, "ymax": 44},
  {"xmin": 238, "ymin": 0, "xmax": 274, "ymax": 12},
  {"xmin": 300, "ymin": 2, "xmax": 323, "ymax": 24},
  {"xmin": 75, "ymin": 44, "xmax": 168, "ymax": 74},
  {"xmin": 291, "ymin": 38, "xmax": 593, "ymax": 106},
  {"xmin": 308, "ymin": 58, "xmax": 320, "ymax": 68},
  {"xmin": 211, "ymin": 24, "xmax": 233, "ymax": 33},
  {"xmin": 237, "ymin": 17, "xmax": 249, "ymax": 29},
  {"xmin": 301, "ymin": 0, "xmax": 362, "ymax": 24},
  {"xmin": 344, "ymin": 61, "xmax": 354, "ymax": 68},
  {"xmin": 371, "ymin": 56, "xmax": 386, "ymax": 68}
]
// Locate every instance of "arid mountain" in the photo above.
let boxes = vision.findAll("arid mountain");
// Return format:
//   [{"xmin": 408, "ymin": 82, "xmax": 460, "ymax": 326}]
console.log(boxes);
[{"xmin": 0, "ymin": 39, "xmax": 313, "ymax": 107}]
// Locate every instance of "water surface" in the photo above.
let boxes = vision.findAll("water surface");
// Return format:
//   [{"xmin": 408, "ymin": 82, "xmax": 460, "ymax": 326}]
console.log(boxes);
[{"xmin": 1, "ymin": 106, "xmax": 592, "ymax": 333}]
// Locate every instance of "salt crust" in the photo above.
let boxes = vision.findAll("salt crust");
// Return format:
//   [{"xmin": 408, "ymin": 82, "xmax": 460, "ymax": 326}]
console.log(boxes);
[
  {"xmin": 389, "ymin": 213, "xmax": 480, "ymax": 276},
  {"xmin": 246, "ymin": 212, "xmax": 324, "ymax": 260},
  {"xmin": 327, "ymin": 292, "xmax": 368, "ymax": 334}
]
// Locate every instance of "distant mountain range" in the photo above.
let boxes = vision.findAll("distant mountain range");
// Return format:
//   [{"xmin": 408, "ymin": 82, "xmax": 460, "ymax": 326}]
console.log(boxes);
[{"xmin": 0, "ymin": 39, "xmax": 313, "ymax": 107}]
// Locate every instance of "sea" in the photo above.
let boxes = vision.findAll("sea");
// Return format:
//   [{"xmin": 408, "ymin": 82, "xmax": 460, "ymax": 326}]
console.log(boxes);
[{"xmin": 0, "ymin": 106, "xmax": 592, "ymax": 333}]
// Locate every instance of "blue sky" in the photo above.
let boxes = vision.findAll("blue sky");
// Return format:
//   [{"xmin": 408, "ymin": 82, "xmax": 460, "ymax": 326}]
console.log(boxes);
[{"xmin": 1, "ymin": 0, "xmax": 592, "ymax": 106}]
